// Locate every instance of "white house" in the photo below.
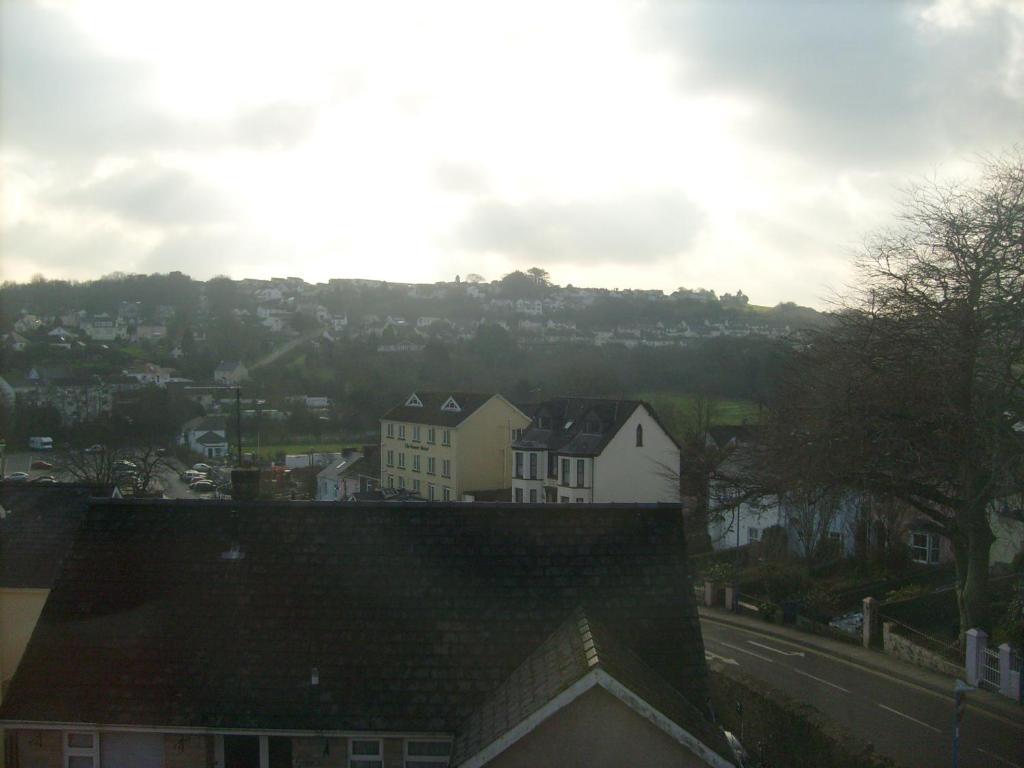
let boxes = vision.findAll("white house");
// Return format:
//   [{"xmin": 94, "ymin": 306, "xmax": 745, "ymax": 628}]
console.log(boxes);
[
  {"xmin": 315, "ymin": 448, "xmax": 379, "ymax": 500},
  {"xmin": 123, "ymin": 363, "xmax": 174, "ymax": 387},
  {"xmin": 180, "ymin": 415, "xmax": 230, "ymax": 458},
  {"xmin": 511, "ymin": 398, "xmax": 680, "ymax": 504},
  {"xmin": 213, "ymin": 361, "xmax": 249, "ymax": 385}
]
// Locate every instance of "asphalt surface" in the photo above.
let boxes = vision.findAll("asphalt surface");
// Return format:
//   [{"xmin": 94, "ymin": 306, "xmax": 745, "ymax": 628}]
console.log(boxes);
[{"xmin": 701, "ymin": 615, "xmax": 1024, "ymax": 768}]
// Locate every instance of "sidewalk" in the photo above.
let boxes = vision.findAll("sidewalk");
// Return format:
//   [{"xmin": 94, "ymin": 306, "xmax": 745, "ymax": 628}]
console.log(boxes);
[{"xmin": 699, "ymin": 606, "xmax": 1023, "ymax": 727}]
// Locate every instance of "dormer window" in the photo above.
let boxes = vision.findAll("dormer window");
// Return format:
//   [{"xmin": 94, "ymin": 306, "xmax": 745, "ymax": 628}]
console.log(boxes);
[
  {"xmin": 584, "ymin": 419, "xmax": 600, "ymax": 434},
  {"xmin": 441, "ymin": 396, "xmax": 461, "ymax": 412},
  {"xmin": 405, "ymin": 393, "xmax": 423, "ymax": 407},
  {"xmin": 537, "ymin": 415, "xmax": 550, "ymax": 429}
]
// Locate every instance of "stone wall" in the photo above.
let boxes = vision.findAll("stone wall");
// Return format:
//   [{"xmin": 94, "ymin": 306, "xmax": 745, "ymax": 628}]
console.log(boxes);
[{"xmin": 882, "ymin": 622, "xmax": 961, "ymax": 678}]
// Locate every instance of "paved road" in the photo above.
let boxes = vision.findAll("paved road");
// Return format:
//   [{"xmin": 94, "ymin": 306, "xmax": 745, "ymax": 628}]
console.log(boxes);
[{"xmin": 701, "ymin": 615, "xmax": 1023, "ymax": 768}]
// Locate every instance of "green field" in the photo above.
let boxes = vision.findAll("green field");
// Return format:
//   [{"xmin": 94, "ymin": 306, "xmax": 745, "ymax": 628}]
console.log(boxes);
[
  {"xmin": 242, "ymin": 441, "xmax": 362, "ymax": 458},
  {"xmin": 635, "ymin": 391, "xmax": 762, "ymax": 438}
]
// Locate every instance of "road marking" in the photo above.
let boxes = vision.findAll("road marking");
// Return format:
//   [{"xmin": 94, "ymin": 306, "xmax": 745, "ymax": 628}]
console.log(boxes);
[
  {"xmin": 791, "ymin": 667, "xmax": 850, "ymax": 693},
  {"xmin": 748, "ymin": 640, "xmax": 805, "ymax": 657},
  {"xmin": 711, "ymin": 639, "xmax": 776, "ymax": 663},
  {"xmin": 975, "ymin": 747, "xmax": 1022, "ymax": 768},
  {"xmin": 705, "ymin": 651, "xmax": 739, "ymax": 666},
  {"xmin": 877, "ymin": 703, "xmax": 941, "ymax": 733},
  {"xmin": 700, "ymin": 616, "xmax": 1024, "ymax": 732}
]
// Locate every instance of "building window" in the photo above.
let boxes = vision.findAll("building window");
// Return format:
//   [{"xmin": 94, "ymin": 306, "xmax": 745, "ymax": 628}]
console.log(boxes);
[
  {"xmin": 413, "ymin": 454, "xmax": 421, "ymax": 472},
  {"xmin": 64, "ymin": 731, "xmax": 98, "ymax": 768},
  {"xmin": 636, "ymin": 424, "xmax": 643, "ymax": 447},
  {"xmin": 443, "ymin": 486, "xmax": 451, "ymax": 501},
  {"xmin": 529, "ymin": 452, "xmax": 538, "ymax": 479},
  {"xmin": 576, "ymin": 459, "xmax": 585, "ymax": 487},
  {"xmin": 512, "ymin": 428, "xmax": 523, "ymax": 442},
  {"xmin": 398, "ymin": 424, "xmax": 406, "ymax": 439},
  {"xmin": 548, "ymin": 453, "xmax": 557, "ymax": 478},
  {"xmin": 748, "ymin": 527, "xmax": 760, "ymax": 543},
  {"xmin": 515, "ymin": 451, "xmax": 524, "ymax": 478},
  {"xmin": 560, "ymin": 458, "xmax": 570, "ymax": 486},
  {"xmin": 404, "ymin": 740, "xmax": 452, "ymax": 768},
  {"xmin": 427, "ymin": 457, "xmax": 436, "ymax": 475},
  {"xmin": 349, "ymin": 738, "xmax": 383, "ymax": 768},
  {"xmin": 428, "ymin": 483, "xmax": 436, "ymax": 500},
  {"xmin": 529, "ymin": 489, "xmax": 537, "ymax": 503},
  {"xmin": 441, "ymin": 459, "xmax": 451, "ymax": 478},
  {"xmin": 575, "ymin": 497, "xmax": 584, "ymax": 503},
  {"xmin": 386, "ymin": 450, "xmax": 394, "ymax": 467},
  {"xmin": 428, "ymin": 427, "xmax": 436, "ymax": 444},
  {"xmin": 911, "ymin": 532, "xmax": 941, "ymax": 564},
  {"xmin": 398, "ymin": 476, "xmax": 405, "ymax": 489},
  {"xmin": 442, "ymin": 429, "xmax": 451, "ymax": 446},
  {"xmin": 388, "ymin": 475, "xmax": 394, "ymax": 489},
  {"xmin": 413, "ymin": 425, "xmax": 421, "ymax": 441},
  {"xmin": 398, "ymin": 452, "xmax": 406, "ymax": 469},
  {"xmin": 560, "ymin": 495, "xmax": 569, "ymax": 503},
  {"xmin": 515, "ymin": 487, "xmax": 524, "ymax": 503},
  {"xmin": 386, "ymin": 422, "xmax": 394, "ymax": 438},
  {"xmin": 413, "ymin": 478, "xmax": 421, "ymax": 493}
]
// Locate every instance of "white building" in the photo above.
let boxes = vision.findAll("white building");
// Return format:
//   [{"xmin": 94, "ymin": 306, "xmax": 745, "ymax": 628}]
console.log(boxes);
[
  {"xmin": 180, "ymin": 415, "xmax": 230, "ymax": 458},
  {"xmin": 511, "ymin": 398, "xmax": 680, "ymax": 504}
]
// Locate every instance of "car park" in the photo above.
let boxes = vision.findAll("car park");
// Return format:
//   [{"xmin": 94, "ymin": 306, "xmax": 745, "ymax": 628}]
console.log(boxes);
[
  {"xmin": 190, "ymin": 480, "xmax": 216, "ymax": 493},
  {"xmin": 31, "ymin": 460, "xmax": 54, "ymax": 470}
]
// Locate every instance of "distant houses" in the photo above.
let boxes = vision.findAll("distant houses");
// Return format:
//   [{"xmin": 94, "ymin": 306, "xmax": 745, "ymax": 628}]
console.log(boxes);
[{"xmin": 213, "ymin": 360, "xmax": 249, "ymax": 385}]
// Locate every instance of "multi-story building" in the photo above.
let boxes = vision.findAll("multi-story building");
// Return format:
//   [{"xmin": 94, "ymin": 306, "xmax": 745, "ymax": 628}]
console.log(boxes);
[
  {"xmin": 380, "ymin": 392, "xmax": 530, "ymax": 501},
  {"xmin": 511, "ymin": 398, "xmax": 680, "ymax": 504}
]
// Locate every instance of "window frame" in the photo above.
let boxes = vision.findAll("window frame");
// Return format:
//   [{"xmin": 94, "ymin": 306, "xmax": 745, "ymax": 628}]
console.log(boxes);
[
  {"xmin": 441, "ymin": 459, "xmax": 451, "ymax": 478},
  {"xmin": 514, "ymin": 451, "xmax": 523, "ymax": 479},
  {"xmin": 442, "ymin": 429, "xmax": 451, "ymax": 446},
  {"xmin": 443, "ymin": 486, "xmax": 451, "ymax": 501},
  {"xmin": 403, "ymin": 739, "xmax": 452, "ymax": 768},
  {"xmin": 63, "ymin": 731, "xmax": 98, "ymax": 768},
  {"xmin": 636, "ymin": 423, "xmax": 644, "ymax": 447},
  {"xmin": 349, "ymin": 737, "xmax": 383, "ymax": 768},
  {"xmin": 529, "ymin": 452, "xmax": 537, "ymax": 480},
  {"xmin": 576, "ymin": 459, "xmax": 584, "ymax": 488},
  {"xmin": 413, "ymin": 425, "xmax": 421, "ymax": 442},
  {"xmin": 427, "ymin": 456, "xmax": 436, "ymax": 475},
  {"xmin": 398, "ymin": 452, "xmax": 406, "ymax": 469},
  {"xmin": 398, "ymin": 424, "xmax": 406, "ymax": 440},
  {"xmin": 413, "ymin": 454, "xmax": 421, "ymax": 472},
  {"xmin": 427, "ymin": 427, "xmax": 436, "ymax": 444},
  {"xmin": 515, "ymin": 487, "xmax": 524, "ymax": 503},
  {"xmin": 560, "ymin": 458, "xmax": 570, "ymax": 486},
  {"xmin": 386, "ymin": 450, "xmax": 394, "ymax": 467},
  {"xmin": 386, "ymin": 422, "xmax": 394, "ymax": 438},
  {"xmin": 910, "ymin": 532, "xmax": 940, "ymax": 564}
]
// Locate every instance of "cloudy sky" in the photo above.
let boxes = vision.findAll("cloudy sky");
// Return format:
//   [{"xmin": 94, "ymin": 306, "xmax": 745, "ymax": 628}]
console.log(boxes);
[{"xmin": 1, "ymin": 0, "xmax": 1022, "ymax": 307}]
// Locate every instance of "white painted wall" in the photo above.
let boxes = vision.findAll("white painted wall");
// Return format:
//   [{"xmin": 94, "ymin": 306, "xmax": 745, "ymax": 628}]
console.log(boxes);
[{"xmin": 592, "ymin": 405, "xmax": 680, "ymax": 503}]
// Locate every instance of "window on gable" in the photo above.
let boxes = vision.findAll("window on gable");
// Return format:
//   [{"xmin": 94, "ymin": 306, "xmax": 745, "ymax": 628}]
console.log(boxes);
[
  {"xmin": 635, "ymin": 424, "xmax": 644, "ymax": 447},
  {"xmin": 441, "ymin": 396, "xmax": 461, "ymax": 412},
  {"xmin": 404, "ymin": 739, "xmax": 452, "ymax": 768},
  {"xmin": 349, "ymin": 738, "xmax": 383, "ymax": 768},
  {"xmin": 406, "ymin": 393, "xmax": 423, "ymax": 407}
]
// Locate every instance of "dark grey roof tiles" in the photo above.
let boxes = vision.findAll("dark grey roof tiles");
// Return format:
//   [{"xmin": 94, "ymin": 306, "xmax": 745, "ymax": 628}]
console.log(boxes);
[
  {"xmin": 381, "ymin": 392, "xmax": 496, "ymax": 427},
  {"xmin": 0, "ymin": 499, "xmax": 707, "ymax": 735}
]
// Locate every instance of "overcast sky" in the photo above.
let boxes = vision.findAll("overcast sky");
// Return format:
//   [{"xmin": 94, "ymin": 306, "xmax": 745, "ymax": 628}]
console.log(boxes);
[{"xmin": 2, "ymin": 0, "xmax": 1022, "ymax": 307}]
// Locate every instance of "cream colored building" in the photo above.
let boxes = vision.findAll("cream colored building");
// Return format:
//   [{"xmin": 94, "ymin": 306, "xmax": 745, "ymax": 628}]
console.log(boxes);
[{"xmin": 380, "ymin": 392, "xmax": 530, "ymax": 500}]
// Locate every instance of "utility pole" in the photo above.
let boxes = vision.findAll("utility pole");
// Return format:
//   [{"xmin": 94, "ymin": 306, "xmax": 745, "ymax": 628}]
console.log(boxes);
[
  {"xmin": 236, "ymin": 387, "xmax": 242, "ymax": 466},
  {"xmin": 952, "ymin": 679, "xmax": 974, "ymax": 768}
]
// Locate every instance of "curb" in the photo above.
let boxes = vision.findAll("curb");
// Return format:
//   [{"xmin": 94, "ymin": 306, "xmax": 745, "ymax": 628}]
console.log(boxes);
[{"xmin": 698, "ymin": 607, "xmax": 1023, "ymax": 726}]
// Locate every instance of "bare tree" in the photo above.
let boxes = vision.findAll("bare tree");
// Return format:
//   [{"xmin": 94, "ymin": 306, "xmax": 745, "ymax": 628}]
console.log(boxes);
[
  {"xmin": 766, "ymin": 153, "xmax": 1024, "ymax": 634},
  {"xmin": 56, "ymin": 446, "xmax": 172, "ymax": 497},
  {"xmin": 465, "ymin": 273, "xmax": 486, "ymax": 283}
]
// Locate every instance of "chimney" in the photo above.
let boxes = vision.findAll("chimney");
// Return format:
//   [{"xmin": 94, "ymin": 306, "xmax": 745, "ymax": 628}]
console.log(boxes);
[{"xmin": 231, "ymin": 468, "xmax": 262, "ymax": 501}]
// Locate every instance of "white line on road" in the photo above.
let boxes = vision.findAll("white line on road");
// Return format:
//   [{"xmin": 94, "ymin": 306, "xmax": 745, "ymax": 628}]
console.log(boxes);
[
  {"xmin": 705, "ymin": 651, "xmax": 739, "ymax": 666},
  {"xmin": 975, "ymin": 747, "xmax": 1022, "ymax": 768},
  {"xmin": 711, "ymin": 639, "xmax": 775, "ymax": 663},
  {"xmin": 748, "ymin": 640, "xmax": 805, "ymax": 657},
  {"xmin": 791, "ymin": 667, "xmax": 850, "ymax": 693},
  {"xmin": 877, "ymin": 703, "xmax": 941, "ymax": 733}
]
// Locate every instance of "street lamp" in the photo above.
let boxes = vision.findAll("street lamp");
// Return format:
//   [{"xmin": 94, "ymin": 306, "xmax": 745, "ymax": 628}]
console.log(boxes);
[{"xmin": 952, "ymin": 678, "xmax": 975, "ymax": 768}]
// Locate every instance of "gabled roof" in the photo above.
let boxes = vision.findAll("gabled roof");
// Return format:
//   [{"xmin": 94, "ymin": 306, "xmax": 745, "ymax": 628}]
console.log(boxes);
[
  {"xmin": 195, "ymin": 431, "xmax": 228, "ymax": 446},
  {"xmin": 513, "ymin": 397, "xmax": 680, "ymax": 455},
  {"xmin": 0, "ymin": 499, "xmax": 707, "ymax": 736},
  {"xmin": 183, "ymin": 415, "xmax": 227, "ymax": 433},
  {"xmin": 0, "ymin": 483, "xmax": 116, "ymax": 589},
  {"xmin": 453, "ymin": 607, "xmax": 733, "ymax": 767},
  {"xmin": 382, "ymin": 392, "xmax": 512, "ymax": 427}
]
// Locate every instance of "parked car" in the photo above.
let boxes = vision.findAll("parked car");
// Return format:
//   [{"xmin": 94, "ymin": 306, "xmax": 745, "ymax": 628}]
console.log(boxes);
[
  {"xmin": 84, "ymin": 444, "xmax": 104, "ymax": 453},
  {"xmin": 190, "ymin": 480, "xmax": 216, "ymax": 493},
  {"xmin": 4, "ymin": 472, "xmax": 29, "ymax": 482},
  {"xmin": 189, "ymin": 476, "xmax": 214, "ymax": 488},
  {"xmin": 30, "ymin": 460, "xmax": 54, "ymax": 470},
  {"xmin": 31, "ymin": 476, "xmax": 57, "ymax": 484},
  {"xmin": 180, "ymin": 469, "xmax": 206, "ymax": 482},
  {"xmin": 192, "ymin": 463, "xmax": 213, "ymax": 472}
]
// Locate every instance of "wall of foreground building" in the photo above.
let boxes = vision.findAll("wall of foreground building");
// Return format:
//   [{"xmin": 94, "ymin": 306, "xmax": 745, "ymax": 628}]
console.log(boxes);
[{"xmin": 593, "ymin": 406, "xmax": 679, "ymax": 504}]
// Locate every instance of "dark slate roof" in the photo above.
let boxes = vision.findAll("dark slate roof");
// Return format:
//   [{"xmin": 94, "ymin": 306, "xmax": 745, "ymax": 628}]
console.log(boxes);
[
  {"xmin": 707, "ymin": 425, "xmax": 759, "ymax": 450},
  {"xmin": 0, "ymin": 499, "xmax": 707, "ymax": 734},
  {"xmin": 513, "ymin": 397, "xmax": 680, "ymax": 455},
  {"xmin": 184, "ymin": 415, "xmax": 227, "ymax": 433},
  {"xmin": 196, "ymin": 431, "xmax": 228, "ymax": 446},
  {"xmin": 0, "ymin": 483, "xmax": 115, "ymax": 589},
  {"xmin": 452, "ymin": 606, "xmax": 730, "ymax": 765},
  {"xmin": 381, "ymin": 392, "xmax": 498, "ymax": 427}
]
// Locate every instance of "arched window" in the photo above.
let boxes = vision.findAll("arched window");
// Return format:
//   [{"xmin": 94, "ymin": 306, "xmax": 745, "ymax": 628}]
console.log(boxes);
[{"xmin": 635, "ymin": 424, "xmax": 643, "ymax": 447}]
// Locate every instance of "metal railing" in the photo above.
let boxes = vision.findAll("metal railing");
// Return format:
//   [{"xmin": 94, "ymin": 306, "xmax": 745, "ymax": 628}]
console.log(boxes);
[
  {"xmin": 980, "ymin": 647, "xmax": 1001, "ymax": 692},
  {"xmin": 878, "ymin": 613, "xmax": 962, "ymax": 664}
]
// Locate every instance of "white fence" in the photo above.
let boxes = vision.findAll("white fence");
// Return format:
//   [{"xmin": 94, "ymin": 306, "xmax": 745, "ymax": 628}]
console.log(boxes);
[{"xmin": 965, "ymin": 628, "xmax": 1022, "ymax": 701}]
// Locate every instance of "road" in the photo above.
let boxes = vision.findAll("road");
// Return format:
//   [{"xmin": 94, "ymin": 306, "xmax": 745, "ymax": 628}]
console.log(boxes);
[{"xmin": 701, "ymin": 615, "xmax": 1023, "ymax": 768}]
